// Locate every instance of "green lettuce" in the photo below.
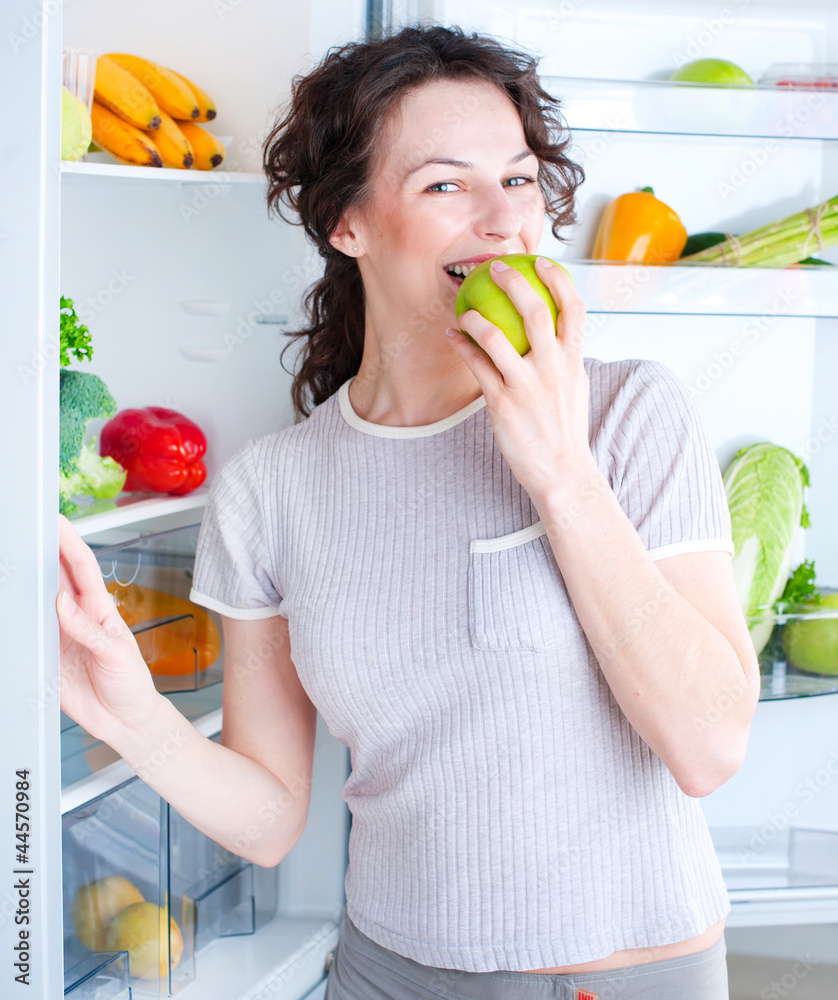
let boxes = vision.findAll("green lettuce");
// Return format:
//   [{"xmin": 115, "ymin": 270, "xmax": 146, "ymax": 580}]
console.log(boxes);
[{"xmin": 723, "ymin": 442, "xmax": 810, "ymax": 655}]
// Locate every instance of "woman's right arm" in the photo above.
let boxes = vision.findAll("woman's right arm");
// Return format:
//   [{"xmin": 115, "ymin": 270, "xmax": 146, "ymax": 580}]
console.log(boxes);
[{"xmin": 57, "ymin": 514, "xmax": 316, "ymax": 868}]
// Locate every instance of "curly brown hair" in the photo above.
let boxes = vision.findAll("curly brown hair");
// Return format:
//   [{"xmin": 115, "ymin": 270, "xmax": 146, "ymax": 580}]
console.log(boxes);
[{"xmin": 263, "ymin": 24, "xmax": 584, "ymax": 421}]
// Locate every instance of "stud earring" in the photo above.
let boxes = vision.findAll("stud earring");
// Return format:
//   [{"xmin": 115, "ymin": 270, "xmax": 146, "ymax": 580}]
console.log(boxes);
[{"xmin": 352, "ymin": 246, "xmax": 358, "ymax": 253}]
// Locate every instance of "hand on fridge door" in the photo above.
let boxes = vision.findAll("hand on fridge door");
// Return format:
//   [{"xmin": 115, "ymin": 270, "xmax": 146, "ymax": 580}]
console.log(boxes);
[
  {"xmin": 57, "ymin": 513, "xmax": 162, "ymax": 746},
  {"xmin": 57, "ymin": 514, "xmax": 316, "ymax": 867}
]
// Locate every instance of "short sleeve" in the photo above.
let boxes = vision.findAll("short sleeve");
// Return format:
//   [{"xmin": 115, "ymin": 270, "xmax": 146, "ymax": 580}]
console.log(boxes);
[
  {"xmin": 609, "ymin": 360, "xmax": 734, "ymax": 561},
  {"xmin": 189, "ymin": 441, "xmax": 283, "ymax": 619}
]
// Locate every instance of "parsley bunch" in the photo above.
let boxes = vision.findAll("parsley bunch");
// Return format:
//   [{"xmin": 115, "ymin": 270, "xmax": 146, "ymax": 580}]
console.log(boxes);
[{"xmin": 59, "ymin": 296, "xmax": 92, "ymax": 368}]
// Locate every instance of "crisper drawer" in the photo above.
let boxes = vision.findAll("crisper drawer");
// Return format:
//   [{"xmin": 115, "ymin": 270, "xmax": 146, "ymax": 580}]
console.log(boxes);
[{"xmin": 62, "ymin": 769, "xmax": 278, "ymax": 998}]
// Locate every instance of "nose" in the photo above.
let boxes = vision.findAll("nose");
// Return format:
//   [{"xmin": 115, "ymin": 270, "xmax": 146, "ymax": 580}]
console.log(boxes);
[{"xmin": 473, "ymin": 182, "xmax": 523, "ymax": 241}]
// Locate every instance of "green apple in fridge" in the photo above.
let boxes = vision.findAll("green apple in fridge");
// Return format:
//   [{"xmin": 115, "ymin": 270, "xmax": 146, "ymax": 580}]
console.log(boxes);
[
  {"xmin": 782, "ymin": 591, "xmax": 838, "ymax": 675},
  {"xmin": 665, "ymin": 59, "xmax": 755, "ymax": 132},
  {"xmin": 61, "ymin": 86, "xmax": 92, "ymax": 162},
  {"xmin": 669, "ymin": 59, "xmax": 754, "ymax": 87},
  {"xmin": 74, "ymin": 94, "xmax": 92, "ymax": 159},
  {"xmin": 454, "ymin": 253, "xmax": 572, "ymax": 357},
  {"xmin": 61, "ymin": 86, "xmax": 82, "ymax": 161}
]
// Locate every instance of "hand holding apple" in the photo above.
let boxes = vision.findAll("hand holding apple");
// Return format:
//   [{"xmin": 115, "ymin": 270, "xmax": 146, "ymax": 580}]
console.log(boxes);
[
  {"xmin": 454, "ymin": 252, "xmax": 572, "ymax": 356},
  {"xmin": 446, "ymin": 255, "xmax": 594, "ymax": 506}
]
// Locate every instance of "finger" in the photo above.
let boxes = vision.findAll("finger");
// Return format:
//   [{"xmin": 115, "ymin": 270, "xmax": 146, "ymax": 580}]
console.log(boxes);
[
  {"xmin": 58, "ymin": 515, "xmax": 118, "ymax": 619},
  {"xmin": 56, "ymin": 589, "xmax": 121, "ymax": 662},
  {"xmin": 58, "ymin": 559, "xmax": 80, "ymax": 603},
  {"xmin": 534, "ymin": 258, "xmax": 586, "ymax": 355},
  {"xmin": 453, "ymin": 309, "xmax": 521, "ymax": 389},
  {"xmin": 488, "ymin": 259, "xmax": 557, "ymax": 355}
]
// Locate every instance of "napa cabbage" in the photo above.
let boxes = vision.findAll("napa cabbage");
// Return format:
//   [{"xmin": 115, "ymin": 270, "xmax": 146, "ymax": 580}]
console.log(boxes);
[{"xmin": 723, "ymin": 442, "xmax": 810, "ymax": 655}]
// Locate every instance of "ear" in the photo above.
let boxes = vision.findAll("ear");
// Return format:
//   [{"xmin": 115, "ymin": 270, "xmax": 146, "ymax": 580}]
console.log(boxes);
[{"xmin": 329, "ymin": 213, "xmax": 363, "ymax": 258}]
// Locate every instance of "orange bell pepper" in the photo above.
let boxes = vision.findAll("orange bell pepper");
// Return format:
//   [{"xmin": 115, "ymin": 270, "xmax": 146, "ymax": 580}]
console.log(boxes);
[
  {"xmin": 592, "ymin": 187, "xmax": 688, "ymax": 263},
  {"xmin": 106, "ymin": 582, "xmax": 220, "ymax": 676}
]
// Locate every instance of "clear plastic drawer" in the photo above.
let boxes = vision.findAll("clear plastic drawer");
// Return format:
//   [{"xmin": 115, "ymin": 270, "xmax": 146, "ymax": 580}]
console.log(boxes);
[{"xmin": 63, "ymin": 769, "xmax": 277, "ymax": 997}]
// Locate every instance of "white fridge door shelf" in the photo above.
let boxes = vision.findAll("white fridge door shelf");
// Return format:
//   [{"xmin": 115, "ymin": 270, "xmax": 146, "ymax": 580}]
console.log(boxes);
[{"xmin": 173, "ymin": 915, "xmax": 339, "ymax": 1000}]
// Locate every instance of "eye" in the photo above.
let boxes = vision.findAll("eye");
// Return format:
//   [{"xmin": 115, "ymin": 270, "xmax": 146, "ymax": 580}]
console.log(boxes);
[
  {"xmin": 504, "ymin": 175, "xmax": 536, "ymax": 187},
  {"xmin": 426, "ymin": 181, "xmax": 459, "ymax": 193}
]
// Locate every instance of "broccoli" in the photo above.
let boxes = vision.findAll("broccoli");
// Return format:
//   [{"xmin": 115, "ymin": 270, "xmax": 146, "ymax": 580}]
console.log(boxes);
[{"xmin": 59, "ymin": 368, "xmax": 127, "ymax": 516}]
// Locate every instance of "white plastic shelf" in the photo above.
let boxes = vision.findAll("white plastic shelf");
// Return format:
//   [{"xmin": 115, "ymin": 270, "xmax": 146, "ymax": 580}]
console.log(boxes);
[
  {"xmin": 563, "ymin": 261, "xmax": 838, "ymax": 317},
  {"xmin": 69, "ymin": 489, "xmax": 209, "ymax": 539},
  {"xmin": 543, "ymin": 75, "xmax": 838, "ymax": 142},
  {"xmin": 60, "ymin": 160, "xmax": 265, "ymax": 185},
  {"xmin": 175, "ymin": 914, "xmax": 338, "ymax": 1000}
]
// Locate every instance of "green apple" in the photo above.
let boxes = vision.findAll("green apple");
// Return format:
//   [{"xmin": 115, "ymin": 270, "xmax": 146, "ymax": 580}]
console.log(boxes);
[
  {"xmin": 454, "ymin": 253, "xmax": 572, "ymax": 356},
  {"xmin": 664, "ymin": 59, "xmax": 755, "ymax": 130},
  {"xmin": 73, "ymin": 94, "xmax": 92, "ymax": 160},
  {"xmin": 669, "ymin": 59, "xmax": 753, "ymax": 87},
  {"xmin": 61, "ymin": 85, "xmax": 82, "ymax": 161},
  {"xmin": 782, "ymin": 591, "xmax": 838, "ymax": 675}
]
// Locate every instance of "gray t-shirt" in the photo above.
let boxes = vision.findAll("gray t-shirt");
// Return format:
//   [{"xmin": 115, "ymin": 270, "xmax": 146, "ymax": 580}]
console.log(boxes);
[{"xmin": 190, "ymin": 356, "xmax": 734, "ymax": 972}]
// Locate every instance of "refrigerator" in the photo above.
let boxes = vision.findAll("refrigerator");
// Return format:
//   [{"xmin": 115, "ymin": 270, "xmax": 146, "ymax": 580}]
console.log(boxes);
[{"xmin": 2, "ymin": 0, "xmax": 838, "ymax": 996}]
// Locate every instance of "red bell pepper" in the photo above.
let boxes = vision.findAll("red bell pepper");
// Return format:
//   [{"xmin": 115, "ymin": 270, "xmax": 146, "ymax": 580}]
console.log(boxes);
[{"xmin": 100, "ymin": 407, "xmax": 207, "ymax": 495}]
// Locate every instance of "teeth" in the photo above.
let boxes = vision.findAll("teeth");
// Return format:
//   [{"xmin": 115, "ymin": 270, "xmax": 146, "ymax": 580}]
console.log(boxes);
[{"xmin": 446, "ymin": 262, "xmax": 480, "ymax": 277}]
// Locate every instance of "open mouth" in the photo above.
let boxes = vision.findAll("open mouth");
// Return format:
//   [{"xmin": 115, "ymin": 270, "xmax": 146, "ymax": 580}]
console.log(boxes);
[{"xmin": 443, "ymin": 262, "xmax": 480, "ymax": 285}]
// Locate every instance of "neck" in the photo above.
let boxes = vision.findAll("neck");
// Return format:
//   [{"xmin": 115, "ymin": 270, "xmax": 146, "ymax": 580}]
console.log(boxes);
[{"xmin": 348, "ymin": 301, "xmax": 482, "ymax": 427}]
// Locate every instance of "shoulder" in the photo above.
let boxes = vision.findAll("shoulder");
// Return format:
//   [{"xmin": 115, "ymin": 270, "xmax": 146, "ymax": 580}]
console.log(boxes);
[
  {"xmin": 213, "ymin": 390, "xmax": 341, "ymax": 490},
  {"xmin": 585, "ymin": 356, "xmax": 696, "ymax": 434},
  {"xmin": 584, "ymin": 356, "xmax": 688, "ymax": 409}
]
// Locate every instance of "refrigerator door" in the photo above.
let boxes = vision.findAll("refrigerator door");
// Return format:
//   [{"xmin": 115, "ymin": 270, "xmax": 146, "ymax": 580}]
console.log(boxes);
[{"xmin": 6, "ymin": 0, "xmax": 366, "ymax": 995}]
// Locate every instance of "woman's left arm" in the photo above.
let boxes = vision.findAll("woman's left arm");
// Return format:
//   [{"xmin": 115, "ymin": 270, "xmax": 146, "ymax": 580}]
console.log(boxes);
[
  {"xmin": 449, "ymin": 258, "xmax": 761, "ymax": 799},
  {"xmin": 535, "ymin": 459, "xmax": 761, "ymax": 799}
]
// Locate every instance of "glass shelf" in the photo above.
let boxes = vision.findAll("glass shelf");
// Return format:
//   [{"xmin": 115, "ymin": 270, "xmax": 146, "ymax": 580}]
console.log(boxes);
[
  {"xmin": 562, "ymin": 260, "xmax": 838, "ymax": 317},
  {"xmin": 759, "ymin": 665, "xmax": 838, "ymax": 700},
  {"xmin": 543, "ymin": 75, "xmax": 838, "ymax": 142},
  {"xmin": 750, "ymin": 594, "xmax": 838, "ymax": 701},
  {"xmin": 713, "ymin": 826, "xmax": 838, "ymax": 897}
]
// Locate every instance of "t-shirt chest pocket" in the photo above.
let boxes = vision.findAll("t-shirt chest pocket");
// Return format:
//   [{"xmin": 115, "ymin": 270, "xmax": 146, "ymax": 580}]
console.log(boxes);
[{"xmin": 467, "ymin": 520, "xmax": 572, "ymax": 651}]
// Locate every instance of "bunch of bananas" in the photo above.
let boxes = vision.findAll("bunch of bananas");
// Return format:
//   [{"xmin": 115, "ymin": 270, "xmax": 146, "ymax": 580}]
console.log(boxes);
[{"xmin": 91, "ymin": 54, "xmax": 225, "ymax": 170}]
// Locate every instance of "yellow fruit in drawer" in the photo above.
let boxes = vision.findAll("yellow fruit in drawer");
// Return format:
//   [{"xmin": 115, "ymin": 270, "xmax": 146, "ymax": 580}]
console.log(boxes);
[
  {"xmin": 106, "ymin": 583, "xmax": 220, "ymax": 676},
  {"xmin": 72, "ymin": 875, "xmax": 145, "ymax": 951},
  {"xmin": 105, "ymin": 902, "xmax": 184, "ymax": 981}
]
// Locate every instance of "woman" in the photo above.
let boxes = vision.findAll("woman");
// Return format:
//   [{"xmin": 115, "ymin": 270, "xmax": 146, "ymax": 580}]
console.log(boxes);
[{"xmin": 58, "ymin": 24, "xmax": 760, "ymax": 1000}]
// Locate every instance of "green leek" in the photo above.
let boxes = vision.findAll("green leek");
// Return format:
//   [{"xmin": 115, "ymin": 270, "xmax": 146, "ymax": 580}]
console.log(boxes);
[{"xmin": 680, "ymin": 195, "xmax": 838, "ymax": 267}]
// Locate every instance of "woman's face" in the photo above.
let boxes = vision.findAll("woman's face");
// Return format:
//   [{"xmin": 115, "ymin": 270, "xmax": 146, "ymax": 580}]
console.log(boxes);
[{"xmin": 338, "ymin": 78, "xmax": 547, "ymax": 327}]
